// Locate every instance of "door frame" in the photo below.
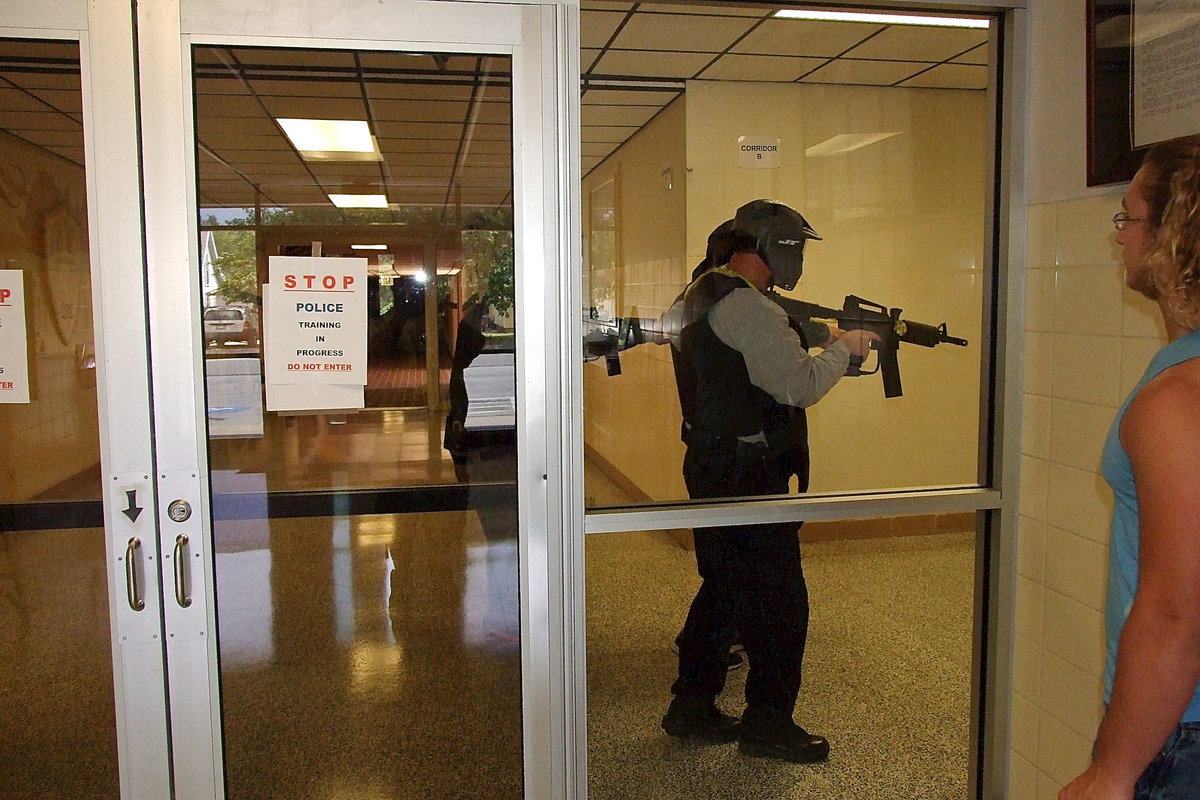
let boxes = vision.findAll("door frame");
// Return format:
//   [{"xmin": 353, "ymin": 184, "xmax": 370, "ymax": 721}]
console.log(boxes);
[
  {"xmin": 6, "ymin": 0, "xmax": 1029, "ymax": 796},
  {"xmin": 135, "ymin": 1, "xmax": 580, "ymax": 798}
]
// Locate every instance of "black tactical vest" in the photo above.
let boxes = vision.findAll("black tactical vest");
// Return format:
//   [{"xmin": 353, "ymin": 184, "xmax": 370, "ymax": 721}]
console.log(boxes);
[{"xmin": 669, "ymin": 269, "xmax": 810, "ymax": 472}]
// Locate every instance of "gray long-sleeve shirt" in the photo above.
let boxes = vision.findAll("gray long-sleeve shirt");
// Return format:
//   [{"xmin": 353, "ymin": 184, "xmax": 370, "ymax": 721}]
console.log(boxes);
[{"xmin": 708, "ymin": 286, "xmax": 851, "ymax": 409}]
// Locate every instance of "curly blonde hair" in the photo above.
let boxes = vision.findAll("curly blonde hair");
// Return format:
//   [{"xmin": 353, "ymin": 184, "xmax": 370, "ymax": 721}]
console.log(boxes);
[{"xmin": 1140, "ymin": 134, "xmax": 1200, "ymax": 329}]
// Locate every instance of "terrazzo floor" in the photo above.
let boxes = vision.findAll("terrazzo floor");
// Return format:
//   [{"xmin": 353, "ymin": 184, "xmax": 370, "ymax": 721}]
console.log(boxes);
[
  {"xmin": 3, "ymin": 465, "xmax": 975, "ymax": 799},
  {"xmin": 585, "ymin": 529, "xmax": 974, "ymax": 800}
]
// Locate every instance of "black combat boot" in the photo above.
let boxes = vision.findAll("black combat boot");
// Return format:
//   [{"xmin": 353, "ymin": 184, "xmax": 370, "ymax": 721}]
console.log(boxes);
[
  {"xmin": 738, "ymin": 705, "xmax": 830, "ymax": 763},
  {"xmin": 661, "ymin": 695, "xmax": 740, "ymax": 742}
]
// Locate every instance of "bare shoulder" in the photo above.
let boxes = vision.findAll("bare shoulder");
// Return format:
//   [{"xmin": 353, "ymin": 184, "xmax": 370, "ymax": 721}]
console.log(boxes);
[{"xmin": 1123, "ymin": 356, "xmax": 1200, "ymax": 451}]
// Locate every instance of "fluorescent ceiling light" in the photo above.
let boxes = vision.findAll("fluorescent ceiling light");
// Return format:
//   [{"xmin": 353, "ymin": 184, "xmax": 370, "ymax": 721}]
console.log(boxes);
[
  {"xmin": 277, "ymin": 118, "xmax": 382, "ymax": 162},
  {"xmin": 775, "ymin": 9, "xmax": 989, "ymax": 28},
  {"xmin": 328, "ymin": 194, "xmax": 389, "ymax": 208},
  {"xmin": 351, "ymin": 244, "xmax": 388, "ymax": 250},
  {"xmin": 806, "ymin": 132, "xmax": 901, "ymax": 157}
]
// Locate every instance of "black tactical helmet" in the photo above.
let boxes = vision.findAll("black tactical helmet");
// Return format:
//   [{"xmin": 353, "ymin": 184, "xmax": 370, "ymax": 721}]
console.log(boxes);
[
  {"xmin": 700, "ymin": 219, "xmax": 757, "ymax": 277},
  {"xmin": 731, "ymin": 199, "xmax": 821, "ymax": 291}
]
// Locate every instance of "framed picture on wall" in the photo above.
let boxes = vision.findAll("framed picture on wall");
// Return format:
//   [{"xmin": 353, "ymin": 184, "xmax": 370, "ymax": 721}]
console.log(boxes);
[{"xmin": 1086, "ymin": 0, "xmax": 1149, "ymax": 186}]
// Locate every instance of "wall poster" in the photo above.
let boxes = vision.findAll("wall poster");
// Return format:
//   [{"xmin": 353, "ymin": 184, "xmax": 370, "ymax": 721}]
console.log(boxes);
[
  {"xmin": 0, "ymin": 270, "xmax": 30, "ymax": 403},
  {"xmin": 263, "ymin": 255, "xmax": 367, "ymax": 412},
  {"xmin": 1132, "ymin": 0, "xmax": 1200, "ymax": 147}
]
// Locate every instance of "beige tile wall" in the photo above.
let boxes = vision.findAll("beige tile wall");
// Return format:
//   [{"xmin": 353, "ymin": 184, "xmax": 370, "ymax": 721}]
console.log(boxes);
[
  {"xmin": 1011, "ymin": 194, "xmax": 1167, "ymax": 799},
  {"xmin": 584, "ymin": 80, "xmax": 990, "ymax": 502},
  {"xmin": 583, "ymin": 97, "xmax": 690, "ymax": 501},
  {"xmin": 0, "ymin": 131, "xmax": 100, "ymax": 502}
]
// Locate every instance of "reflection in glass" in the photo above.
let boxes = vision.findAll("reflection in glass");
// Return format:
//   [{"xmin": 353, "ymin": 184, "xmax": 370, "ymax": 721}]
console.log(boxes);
[
  {"xmin": 193, "ymin": 45, "xmax": 522, "ymax": 798},
  {"xmin": 0, "ymin": 39, "xmax": 117, "ymax": 800},
  {"xmin": 581, "ymin": 4, "xmax": 991, "ymax": 507},
  {"xmin": 215, "ymin": 511, "xmax": 521, "ymax": 799},
  {"xmin": 0, "ymin": 40, "xmax": 100, "ymax": 504}
]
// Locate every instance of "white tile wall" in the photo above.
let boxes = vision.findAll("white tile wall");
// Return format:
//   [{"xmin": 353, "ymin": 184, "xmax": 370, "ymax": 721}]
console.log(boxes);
[{"xmin": 1014, "ymin": 195, "xmax": 1166, "ymax": 796}]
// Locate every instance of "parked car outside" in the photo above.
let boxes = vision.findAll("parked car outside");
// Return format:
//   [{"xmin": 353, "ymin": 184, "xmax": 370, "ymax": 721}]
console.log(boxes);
[{"xmin": 204, "ymin": 305, "xmax": 260, "ymax": 347}]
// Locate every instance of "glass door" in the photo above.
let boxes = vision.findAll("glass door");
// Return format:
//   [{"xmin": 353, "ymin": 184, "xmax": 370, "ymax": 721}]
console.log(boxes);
[
  {"xmin": 0, "ymin": 28, "xmax": 120, "ymax": 800},
  {"xmin": 136, "ymin": 1, "xmax": 574, "ymax": 798}
]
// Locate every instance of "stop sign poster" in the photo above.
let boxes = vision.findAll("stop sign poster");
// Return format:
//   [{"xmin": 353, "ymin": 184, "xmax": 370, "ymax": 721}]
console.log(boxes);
[
  {"xmin": 265, "ymin": 256, "xmax": 367, "ymax": 385},
  {"xmin": 0, "ymin": 270, "xmax": 30, "ymax": 403}
]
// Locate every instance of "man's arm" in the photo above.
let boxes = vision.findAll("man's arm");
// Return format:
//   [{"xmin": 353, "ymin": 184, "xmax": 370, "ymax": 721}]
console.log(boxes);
[
  {"xmin": 709, "ymin": 287, "xmax": 851, "ymax": 408},
  {"xmin": 1060, "ymin": 359, "xmax": 1200, "ymax": 800}
]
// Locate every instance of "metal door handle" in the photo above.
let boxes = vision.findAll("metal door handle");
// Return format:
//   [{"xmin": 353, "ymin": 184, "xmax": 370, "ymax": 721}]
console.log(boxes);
[
  {"xmin": 173, "ymin": 534, "xmax": 192, "ymax": 608},
  {"xmin": 126, "ymin": 537, "xmax": 145, "ymax": 611}
]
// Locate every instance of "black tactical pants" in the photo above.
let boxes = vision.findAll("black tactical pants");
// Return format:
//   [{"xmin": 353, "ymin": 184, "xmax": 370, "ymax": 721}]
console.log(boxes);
[{"xmin": 672, "ymin": 432, "xmax": 809, "ymax": 715}]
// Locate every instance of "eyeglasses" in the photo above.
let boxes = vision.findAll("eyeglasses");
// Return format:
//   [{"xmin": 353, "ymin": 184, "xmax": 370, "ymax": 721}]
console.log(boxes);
[{"xmin": 1113, "ymin": 212, "xmax": 1147, "ymax": 231}]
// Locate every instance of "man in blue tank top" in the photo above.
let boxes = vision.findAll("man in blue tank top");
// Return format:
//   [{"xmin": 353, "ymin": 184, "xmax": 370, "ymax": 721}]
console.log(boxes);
[{"xmin": 1061, "ymin": 136, "xmax": 1200, "ymax": 799}]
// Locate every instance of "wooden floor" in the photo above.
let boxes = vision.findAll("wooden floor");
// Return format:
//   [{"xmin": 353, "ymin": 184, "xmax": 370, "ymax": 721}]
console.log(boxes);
[{"xmin": 365, "ymin": 354, "xmax": 450, "ymax": 409}]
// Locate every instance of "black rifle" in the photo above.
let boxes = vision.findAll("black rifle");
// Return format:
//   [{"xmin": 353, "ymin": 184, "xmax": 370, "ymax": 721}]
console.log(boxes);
[
  {"xmin": 769, "ymin": 293, "xmax": 968, "ymax": 398},
  {"xmin": 582, "ymin": 309, "xmax": 669, "ymax": 376}
]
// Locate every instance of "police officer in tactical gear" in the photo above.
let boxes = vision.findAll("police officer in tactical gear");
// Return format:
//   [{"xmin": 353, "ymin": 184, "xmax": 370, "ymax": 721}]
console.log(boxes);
[{"xmin": 660, "ymin": 199, "xmax": 876, "ymax": 763}]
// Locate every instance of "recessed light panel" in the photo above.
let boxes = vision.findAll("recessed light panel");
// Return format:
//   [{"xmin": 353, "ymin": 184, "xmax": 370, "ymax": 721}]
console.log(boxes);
[
  {"xmin": 775, "ymin": 9, "xmax": 990, "ymax": 28},
  {"xmin": 278, "ymin": 118, "xmax": 382, "ymax": 162},
  {"xmin": 328, "ymin": 194, "xmax": 389, "ymax": 208}
]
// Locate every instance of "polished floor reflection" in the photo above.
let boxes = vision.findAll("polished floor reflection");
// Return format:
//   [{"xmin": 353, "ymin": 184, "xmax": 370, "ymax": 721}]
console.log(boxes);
[
  {"xmin": 209, "ymin": 409, "xmax": 458, "ymax": 493},
  {"xmin": 0, "ymin": 528, "xmax": 119, "ymax": 800},
  {"xmin": 216, "ymin": 510, "xmax": 522, "ymax": 800}
]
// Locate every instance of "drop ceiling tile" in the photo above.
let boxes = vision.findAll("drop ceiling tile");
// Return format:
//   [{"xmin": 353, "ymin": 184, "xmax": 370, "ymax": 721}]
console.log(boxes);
[
  {"xmin": 898, "ymin": 62, "xmax": 988, "ymax": 89},
  {"xmin": 803, "ymin": 58, "xmax": 930, "ymax": 86},
  {"xmin": 465, "ymin": 103, "xmax": 513, "ymax": 126},
  {"xmin": 246, "ymin": 79, "xmax": 364, "ymax": 99},
  {"xmin": 456, "ymin": 165, "xmax": 514, "ymax": 181},
  {"xmin": 194, "ymin": 78, "xmax": 249, "ymax": 96},
  {"xmin": 215, "ymin": 162, "xmax": 308, "ymax": 176},
  {"xmin": 581, "ymin": 104, "xmax": 660, "ymax": 127},
  {"xmin": 48, "ymin": 146, "xmax": 84, "ymax": 164},
  {"xmin": 221, "ymin": 150, "xmax": 302, "ymax": 166},
  {"xmin": 0, "ymin": 110, "xmax": 79, "ymax": 131},
  {"xmin": 591, "ymin": 49, "xmax": 714, "ymax": 79},
  {"xmin": 367, "ymin": 82, "xmax": 474, "ymax": 102},
  {"xmin": 310, "ymin": 163, "xmax": 383, "ymax": 180},
  {"xmin": 582, "ymin": 125, "xmax": 641, "ymax": 143},
  {"xmin": 844, "ymin": 25, "xmax": 989, "ymax": 62},
  {"xmin": 194, "ymin": 94, "xmax": 263, "ymax": 118},
  {"xmin": 1, "ymin": 72, "xmax": 80, "ymax": 91},
  {"xmin": 611, "ymin": 13, "xmax": 757, "ymax": 52},
  {"xmin": 950, "ymin": 43, "xmax": 990, "ymax": 66},
  {"xmin": 200, "ymin": 133, "xmax": 290, "ymax": 152},
  {"xmin": 0, "ymin": 40, "xmax": 79, "ymax": 60},
  {"xmin": 379, "ymin": 138, "xmax": 461, "ymax": 155},
  {"xmin": 373, "ymin": 120, "xmax": 470, "ymax": 140},
  {"xmin": 19, "ymin": 129, "xmax": 84, "ymax": 148},
  {"xmin": 196, "ymin": 117, "xmax": 280, "ymax": 139},
  {"xmin": 371, "ymin": 98, "xmax": 468, "ymax": 123},
  {"xmin": 259, "ymin": 96, "xmax": 369, "ymax": 120},
  {"xmin": 360, "ymin": 52, "xmax": 495, "ymax": 73},
  {"xmin": 733, "ymin": 18, "xmax": 885, "ymax": 57},
  {"xmin": 582, "ymin": 88, "xmax": 680, "ymax": 106},
  {"xmin": 582, "ymin": 48, "xmax": 605, "ymax": 72},
  {"xmin": 639, "ymin": 3, "xmax": 767, "ymax": 16},
  {"xmin": 581, "ymin": 1, "xmax": 635, "ymax": 11},
  {"xmin": 223, "ymin": 48, "xmax": 358, "ymax": 69},
  {"xmin": 582, "ymin": 141, "xmax": 618, "ymax": 157},
  {"xmin": 0, "ymin": 87, "xmax": 60, "ymax": 114},
  {"xmin": 697, "ymin": 53, "xmax": 825, "ymax": 82},
  {"xmin": 582, "ymin": 9, "xmax": 628, "ymax": 48},
  {"xmin": 25, "ymin": 89, "xmax": 83, "ymax": 114}
]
